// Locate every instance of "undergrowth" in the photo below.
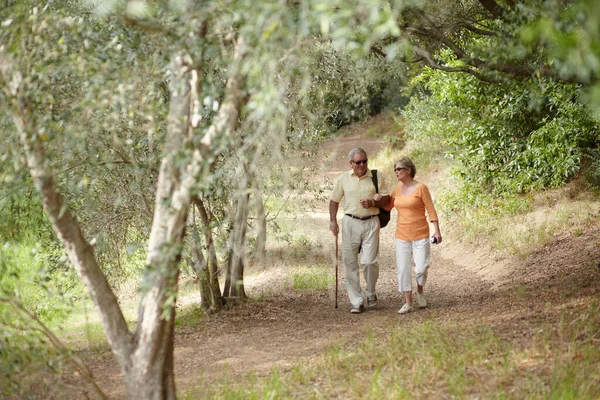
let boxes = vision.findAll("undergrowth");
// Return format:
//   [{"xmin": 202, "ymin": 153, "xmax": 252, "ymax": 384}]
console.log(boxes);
[
  {"xmin": 284, "ymin": 264, "xmax": 333, "ymax": 291},
  {"xmin": 185, "ymin": 300, "xmax": 600, "ymax": 399},
  {"xmin": 385, "ymin": 113, "xmax": 600, "ymax": 257}
]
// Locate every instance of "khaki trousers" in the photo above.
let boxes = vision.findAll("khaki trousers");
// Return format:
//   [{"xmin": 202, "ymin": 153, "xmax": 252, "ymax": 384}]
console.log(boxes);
[{"xmin": 341, "ymin": 215, "xmax": 380, "ymax": 308}]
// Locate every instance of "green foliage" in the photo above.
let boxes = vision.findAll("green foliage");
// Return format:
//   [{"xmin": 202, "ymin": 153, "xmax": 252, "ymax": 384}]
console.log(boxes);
[
  {"xmin": 0, "ymin": 325, "xmax": 62, "ymax": 398},
  {"xmin": 0, "ymin": 0, "xmax": 170, "ymax": 284},
  {"xmin": 0, "ymin": 179, "xmax": 50, "ymax": 243},
  {"xmin": 584, "ymin": 149, "xmax": 600, "ymax": 190},
  {"xmin": 0, "ymin": 240, "xmax": 80, "ymax": 397},
  {"xmin": 519, "ymin": 0, "xmax": 600, "ymax": 88},
  {"xmin": 0, "ymin": 242, "xmax": 82, "ymax": 324},
  {"xmin": 403, "ymin": 66, "xmax": 599, "ymax": 196},
  {"xmin": 305, "ymin": 42, "xmax": 409, "ymax": 130}
]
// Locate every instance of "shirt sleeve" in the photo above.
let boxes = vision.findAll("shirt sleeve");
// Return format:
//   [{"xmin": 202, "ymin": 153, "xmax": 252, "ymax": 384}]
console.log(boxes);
[
  {"xmin": 420, "ymin": 185, "xmax": 438, "ymax": 222},
  {"xmin": 330, "ymin": 174, "xmax": 345, "ymax": 203}
]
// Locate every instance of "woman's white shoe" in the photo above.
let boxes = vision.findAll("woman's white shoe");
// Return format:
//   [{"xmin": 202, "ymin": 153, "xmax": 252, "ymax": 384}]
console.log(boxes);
[{"xmin": 398, "ymin": 303, "xmax": 413, "ymax": 314}]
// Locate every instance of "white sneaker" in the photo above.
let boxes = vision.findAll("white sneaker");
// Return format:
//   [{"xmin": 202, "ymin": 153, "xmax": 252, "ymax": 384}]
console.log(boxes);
[
  {"xmin": 416, "ymin": 292, "xmax": 427, "ymax": 309},
  {"xmin": 398, "ymin": 303, "xmax": 413, "ymax": 314},
  {"xmin": 350, "ymin": 304, "xmax": 365, "ymax": 314}
]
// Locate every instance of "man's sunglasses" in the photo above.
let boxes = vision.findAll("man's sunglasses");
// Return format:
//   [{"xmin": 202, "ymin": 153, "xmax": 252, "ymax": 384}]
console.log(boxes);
[
  {"xmin": 394, "ymin": 167, "xmax": 407, "ymax": 172},
  {"xmin": 352, "ymin": 160, "xmax": 368, "ymax": 165}
]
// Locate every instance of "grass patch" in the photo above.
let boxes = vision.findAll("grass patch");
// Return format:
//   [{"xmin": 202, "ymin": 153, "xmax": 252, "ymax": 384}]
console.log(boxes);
[
  {"xmin": 462, "ymin": 197, "xmax": 599, "ymax": 257},
  {"xmin": 189, "ymin": 300, "xmax": 600, "ymax": 399},
  {"xmin": 336, "ymin": 111, "xmax": 401, "ymax": 139},
  {"xmin": 175, "ymin": 305, "xmax": 206, "ymax": 327},
  {"xmin": 284, "ymin": 265, "xmax": 333, "ymax": 291}
]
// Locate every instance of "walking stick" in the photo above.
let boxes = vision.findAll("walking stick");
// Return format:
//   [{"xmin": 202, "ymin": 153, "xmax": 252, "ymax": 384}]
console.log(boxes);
[{"xmin": 335, "ymin": 233, "xmax": 339, "ymax": 309}]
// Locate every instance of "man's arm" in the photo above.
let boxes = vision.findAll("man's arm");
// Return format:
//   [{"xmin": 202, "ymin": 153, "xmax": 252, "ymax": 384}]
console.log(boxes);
[{"xmin": 329, "ymin": 200, "xmax": 340, "ymax": 236}]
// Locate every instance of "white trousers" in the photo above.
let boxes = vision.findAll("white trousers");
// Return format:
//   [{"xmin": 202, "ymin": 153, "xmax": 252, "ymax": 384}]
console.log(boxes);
[
  {"xmin": 395, "ymin": 237, "xmax": 430, "ymax": 292},
  {"xmin": 341, "ymin": 215, "xmax": 380, "ymax": 308}
]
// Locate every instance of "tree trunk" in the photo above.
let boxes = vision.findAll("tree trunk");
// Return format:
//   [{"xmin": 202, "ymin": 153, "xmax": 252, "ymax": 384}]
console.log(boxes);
[
  {"xmin": 223, "ymin": 223, "xmax": 234, "ymax": 298},
  {"xmin": 126, "ymin": 272, "xmax": 178, "ymax": 400},
  {"xmin": 188, "ymin": 214, "xmax": 211, "ymax": 312},
  {"xmin": 251, "ymin": 179, "xmax": 267, "ymax": 265},
  {"xmin": 193, "ymin": 196, "xmax": 224, "ymax": 311},
  {"xmin": 4, "ymin": 35, "xmax": 247, "ymax": 399},
  {"xmin": 12, "ymin": 83, "xmax": 134, "ymax": 369},
  {"xmin": 188, "ymin": 251, "xmax": 211, "ymax": 313},
  {"xmin": 230, "ymin": 191, "xmax": 250, "ymax": 298},
  {"xmin": 126, "ymin": 51, "xmax": 193, "ymax": 399}
]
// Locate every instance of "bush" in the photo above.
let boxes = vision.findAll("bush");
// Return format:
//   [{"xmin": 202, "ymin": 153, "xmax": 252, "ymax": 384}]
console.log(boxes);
[
  {"xmin": 0, "ymin": 241, "xmax": 78, "ymax": 397},
  {"xmin": 402, "ymin": 67, "xmax": 600, "ymax": 196},
  {"xmin": 585, "ymin": 150, "xmax": 600, "ymax": 190},
  {"xmin": 306, "ymin": 43, "xmax": 409, "ymax": 130}
]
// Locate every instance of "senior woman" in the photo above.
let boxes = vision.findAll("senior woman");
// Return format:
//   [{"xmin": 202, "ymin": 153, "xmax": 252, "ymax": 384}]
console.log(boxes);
[{"xmin": 374, "ymin": 156, "xmax": 442, "ymax": 314}]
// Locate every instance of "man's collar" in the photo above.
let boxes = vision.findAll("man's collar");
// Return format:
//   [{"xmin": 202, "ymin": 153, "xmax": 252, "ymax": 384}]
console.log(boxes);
[{"xmin": 351, "ymin": 168, "xmax": 373, "ymax": 178}]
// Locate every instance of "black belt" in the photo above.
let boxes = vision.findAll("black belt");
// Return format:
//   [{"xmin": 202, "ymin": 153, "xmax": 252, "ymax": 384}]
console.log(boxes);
[{"xmin": 345, "ymin": 214, "xmax": 377, "ymax": 221}]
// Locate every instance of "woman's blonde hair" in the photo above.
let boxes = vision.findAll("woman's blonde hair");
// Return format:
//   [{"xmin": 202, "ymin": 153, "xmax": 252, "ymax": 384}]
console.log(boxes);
[{"xmin": 395, "ymin": 156, "xmax": 416, "ymax": 178}]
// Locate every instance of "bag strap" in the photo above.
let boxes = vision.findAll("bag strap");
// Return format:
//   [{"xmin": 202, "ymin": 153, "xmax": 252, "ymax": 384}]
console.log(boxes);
[{"xmin": 372, "ymin": 169, "xmax": 379, "ymax": 194}]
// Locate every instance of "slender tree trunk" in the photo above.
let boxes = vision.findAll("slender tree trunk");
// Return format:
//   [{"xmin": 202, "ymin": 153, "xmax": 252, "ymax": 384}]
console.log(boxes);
[
  {"xmin": 188, "ymin": 211, "xmax": 211, "ymax": 312},
  {"xmin": 230, "ymin": 191, "xmax": 250, "ymax": 298},
  {"xmin": 193, "ymin": 196, "xmax": 224, "ymax": 310},
  {"xmin": 188, "ymin": 249, "xmax": 211, "ymax": 312},
  {"xmin": 223, "ymin": 222, "xmax": 234, "ymax": 298},
  {"xmin": 252, "ymin": 180, "xmax": 267, "ymax": 265},
  {"xmin": 127, "ymin": 50, "xmax": 192, "ymax": 399}
]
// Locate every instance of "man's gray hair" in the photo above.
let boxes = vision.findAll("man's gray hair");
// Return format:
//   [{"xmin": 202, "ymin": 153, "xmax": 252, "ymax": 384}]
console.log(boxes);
[{"xmin": 348, "ymin": 147, "xmax": 368, "ymax": 160}]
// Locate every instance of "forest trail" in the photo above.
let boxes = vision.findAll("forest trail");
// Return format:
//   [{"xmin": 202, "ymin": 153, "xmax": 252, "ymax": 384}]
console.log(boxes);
[{"xmin": 73, "ymin": 127, "xmax": 600, "ymax": 399}]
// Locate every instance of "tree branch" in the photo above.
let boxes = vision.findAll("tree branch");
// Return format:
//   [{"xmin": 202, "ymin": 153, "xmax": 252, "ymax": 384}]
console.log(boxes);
[
  {"xmin": 401, "ymin": 10, "xmax": 589, "ymax": 85},
  {"xmin": 459, "ymin": 22, "xmax": 500, "ymax": 37},
  {"xmin": 412, "ymin": 45, "xmax": 499, "ymax": 83},
  {"xmin": 478, "ymin": 0, "xmax": 506, "ymax": 19},
  {"xmin": 117, "ymin": 15, "xmax": 179, "ymax": 40}
]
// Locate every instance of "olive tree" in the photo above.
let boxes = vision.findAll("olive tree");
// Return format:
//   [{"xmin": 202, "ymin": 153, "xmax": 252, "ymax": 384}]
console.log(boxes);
[{"xmin": 0, "ymin": 0, "xmax": 317, "ymax": 397}]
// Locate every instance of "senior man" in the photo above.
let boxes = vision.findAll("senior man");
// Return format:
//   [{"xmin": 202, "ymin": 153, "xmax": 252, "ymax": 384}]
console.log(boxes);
[{"xmin": 329, "ymin": 147, "xmax": 390, "ymax": 313}]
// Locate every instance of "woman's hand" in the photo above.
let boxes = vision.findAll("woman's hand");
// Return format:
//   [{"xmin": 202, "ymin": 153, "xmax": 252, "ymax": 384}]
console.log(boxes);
[{"xmin": 431, "ymin": 221, "xmax": 442, "ymax": 244}]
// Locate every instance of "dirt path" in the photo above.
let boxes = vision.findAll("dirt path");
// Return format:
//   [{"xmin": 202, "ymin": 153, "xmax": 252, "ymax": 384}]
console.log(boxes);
[{"xmin": 76, "ymin": 133, "xmax": 600, "ymax": 399}]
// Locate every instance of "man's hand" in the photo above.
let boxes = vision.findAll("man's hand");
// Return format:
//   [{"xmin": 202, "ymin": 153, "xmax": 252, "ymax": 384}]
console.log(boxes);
[
  {"xmin": 360, "ymin": 199, "xmax": 375, "ymax": 209},
  {"xmin": 329, "ymin": 221, "xmax": 339, "ymax": 236}
]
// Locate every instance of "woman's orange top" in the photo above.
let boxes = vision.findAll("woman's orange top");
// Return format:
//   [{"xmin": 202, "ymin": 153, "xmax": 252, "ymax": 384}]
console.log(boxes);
[{"xmin": 386, "ymin": 182, "xmax": 438, "ymax": 241}]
